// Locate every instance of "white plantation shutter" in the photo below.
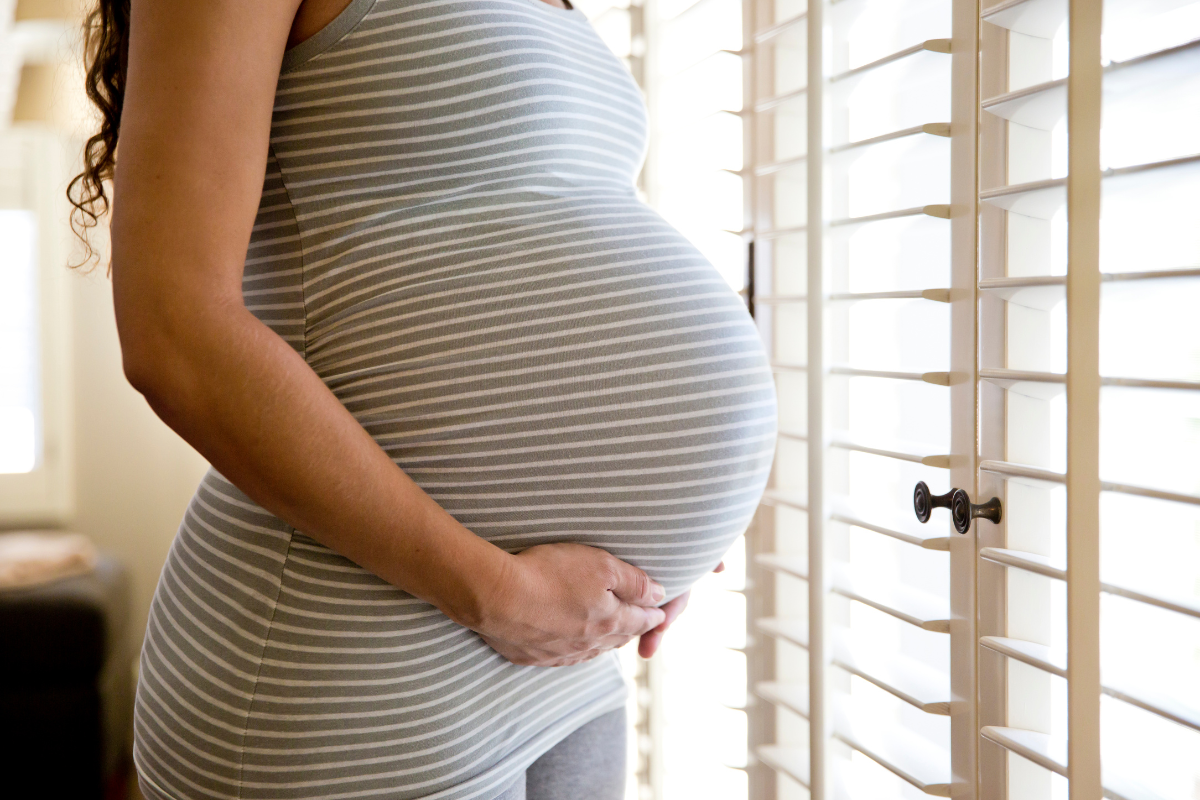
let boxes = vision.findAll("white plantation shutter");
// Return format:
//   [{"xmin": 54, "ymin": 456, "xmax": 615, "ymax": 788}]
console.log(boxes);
[
  {"xmin": 745, "ymin": 0, "xmax": 962, "ymax": 798},
  {"xmin": 719, "ymin": 0, "xmax": 1200, "ymax": 798},
  {"xmin": 974, "ymin": 0, "xmax": 1200, "ymax": 797}
]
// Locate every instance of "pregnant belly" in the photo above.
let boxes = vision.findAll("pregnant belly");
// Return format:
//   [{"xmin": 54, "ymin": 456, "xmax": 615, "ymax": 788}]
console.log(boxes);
[{"xmin": 307, "ymin": 208, "xmax": 777, "ymax": 598}]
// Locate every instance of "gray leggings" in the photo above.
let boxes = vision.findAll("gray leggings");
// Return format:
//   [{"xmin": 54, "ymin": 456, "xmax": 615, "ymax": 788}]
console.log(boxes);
[{"xmin": 492, "ymin": 708, "xmax": 626, "ymax": 800}]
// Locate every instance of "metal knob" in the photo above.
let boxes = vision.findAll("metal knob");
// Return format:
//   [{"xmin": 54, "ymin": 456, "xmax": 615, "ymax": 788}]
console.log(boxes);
[
  {"xmin": 913, "ymin": 481, "xmax": 954, "ymax": 524},
  {"xmin": 914, "ymin": 482, "xmax": 1003, "ymax": 534}
]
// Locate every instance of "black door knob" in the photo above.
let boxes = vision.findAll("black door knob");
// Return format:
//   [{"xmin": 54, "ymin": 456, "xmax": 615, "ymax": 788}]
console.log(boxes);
[
  {"xmin": 913, "ymin": 481, "xmax": 954, "ymax": 523},
  {"xmin": 914, "ymin": 481, "xmax": 1002, "ymax": 534}
]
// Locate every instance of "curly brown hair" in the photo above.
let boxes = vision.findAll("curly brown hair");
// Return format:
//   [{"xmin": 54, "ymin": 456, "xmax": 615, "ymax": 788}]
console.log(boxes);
[{"xmin": 66, "ymin": 0, "xmax": 131, "ymax": 271}]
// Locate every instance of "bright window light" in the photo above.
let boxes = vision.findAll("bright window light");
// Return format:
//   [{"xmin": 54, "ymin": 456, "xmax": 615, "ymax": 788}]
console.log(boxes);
[
  {"xmin": 645, "ymin": 0, "xmax": 751, "ymax": 795},
  {"xmin": 0, "ymin": 210, "xmax": 40, "ymax": 475}
]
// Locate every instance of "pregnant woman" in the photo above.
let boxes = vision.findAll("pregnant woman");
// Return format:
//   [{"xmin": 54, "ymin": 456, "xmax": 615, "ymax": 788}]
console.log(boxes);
[{"xmin": 73, "ymin": 0, "xmax": 776, "ymax": 797}]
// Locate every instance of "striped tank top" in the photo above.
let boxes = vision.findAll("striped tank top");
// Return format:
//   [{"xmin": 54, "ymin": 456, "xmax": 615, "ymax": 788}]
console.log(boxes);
[{"xmin": 132, "ymin": 1, "xmax": 776, "ymax": 798}]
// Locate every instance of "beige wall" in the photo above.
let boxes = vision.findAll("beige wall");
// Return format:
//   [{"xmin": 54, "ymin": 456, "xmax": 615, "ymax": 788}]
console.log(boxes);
[
  {"xmin": 69, "ymin": 269, "xmax": 209, "ymax": 648},
  {"xmin": 4, "ymin": 0, "xmax": 208, "ymax": 650}
]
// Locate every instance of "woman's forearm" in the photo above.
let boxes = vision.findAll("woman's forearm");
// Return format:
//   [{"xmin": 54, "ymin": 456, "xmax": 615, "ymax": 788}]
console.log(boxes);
[{"xmin": 118, "ymin": 299, "xmax": 509, "ymax": 628}]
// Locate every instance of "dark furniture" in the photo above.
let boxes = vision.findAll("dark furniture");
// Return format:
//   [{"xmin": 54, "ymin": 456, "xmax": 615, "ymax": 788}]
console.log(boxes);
[{"xmin": 0, "ymin": 555, "xmax": 134, "ymax": 799}]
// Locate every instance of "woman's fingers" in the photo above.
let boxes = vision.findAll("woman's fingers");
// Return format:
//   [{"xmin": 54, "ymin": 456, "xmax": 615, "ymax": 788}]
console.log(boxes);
[
  {"xmin": 616, "ymin": 601, "xmax": 667, "ymax": 638},
  {"xmin": 632, "ymin": 562, "xmax": 721, "ymax": 658},
  {"xmin": 606, "ymin": 556, "xmax": 666, "ymax": 607},
  {"xmin": 478, "ymin": 544, "xmax": 673, "ymax": 667},
  {"xmin": 637, "ymin": 628, "xmax": 666, "ymax": 659},
  {"xmin": 659, "ymin": 590, "xmax": 691, "ymax": 628},
  {"xmin": 637, "ymin": 590, "xmax": 691, "ymax": 659}
]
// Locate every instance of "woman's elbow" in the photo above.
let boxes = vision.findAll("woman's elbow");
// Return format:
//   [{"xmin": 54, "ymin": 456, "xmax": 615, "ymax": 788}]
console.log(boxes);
[
  {"xmin": 113, "ymin": 290, "xmax": 201, "ymax": 405},
  {"xmin": 115, "ymin": 292, "xmax": 247, "ymax": 411},
  {"xmin": 117, "ymin": 316, "xmax": 176, "ymax": 403}
]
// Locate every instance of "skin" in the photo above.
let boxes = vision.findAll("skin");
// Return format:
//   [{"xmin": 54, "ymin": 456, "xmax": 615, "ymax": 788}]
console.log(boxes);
[{"xmin": 112, "ymin": 0, "xmax": 697, "ymax": 669}]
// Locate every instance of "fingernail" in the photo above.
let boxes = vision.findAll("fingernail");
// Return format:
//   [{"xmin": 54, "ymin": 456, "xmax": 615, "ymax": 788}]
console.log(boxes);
[{"xmin": 651, "ymin": 583, "xmax": 665, "ymax": 602}]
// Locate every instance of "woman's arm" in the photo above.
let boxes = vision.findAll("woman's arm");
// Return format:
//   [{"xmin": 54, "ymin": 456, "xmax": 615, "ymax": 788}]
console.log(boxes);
[{"xmin": 112, "ymin": 0, "xmax": 665, "ymax": 667}]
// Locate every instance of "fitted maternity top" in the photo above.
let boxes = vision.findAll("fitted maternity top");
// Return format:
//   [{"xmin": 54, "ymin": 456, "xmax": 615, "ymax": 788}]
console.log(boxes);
[{"xmin": 132, "ymin": 1, "xmax": 777, "ymax": 798}]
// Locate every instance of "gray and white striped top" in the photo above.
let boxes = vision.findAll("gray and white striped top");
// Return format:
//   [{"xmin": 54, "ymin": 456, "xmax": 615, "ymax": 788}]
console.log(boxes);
[{"xmin": 132, "ymin": 0, "xmax": 776, "ymax": 798}]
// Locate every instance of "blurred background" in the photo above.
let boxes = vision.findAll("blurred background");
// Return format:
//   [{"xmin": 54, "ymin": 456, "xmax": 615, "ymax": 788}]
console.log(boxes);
[{"xmin": 0, "ymin": 0, "xmax": 751, "ymax": 798}]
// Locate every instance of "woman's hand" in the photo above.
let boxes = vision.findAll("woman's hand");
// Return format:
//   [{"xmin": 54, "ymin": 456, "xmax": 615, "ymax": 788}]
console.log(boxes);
[
  {"xmin": 636, "ymin": 560, "xmax": 725, "ymax": 658},
  {"xmin": 476, "ymin": 543, "xmax": 668, "ymax": 667}
]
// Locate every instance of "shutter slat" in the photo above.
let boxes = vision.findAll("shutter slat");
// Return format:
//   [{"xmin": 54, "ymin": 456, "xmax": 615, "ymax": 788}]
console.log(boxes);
[
  {"xmin": 984, "ymin": 634, "xmax": 1200, "ymax": 732},
  {"xmin": 761, "ymin": 289, "xmax": 951, "ymax": 303},
  {"xmin": 769, "ymin": 362, "xmax": 808, "ymax": 375},
  {"xmin": 980, "ymin": 546, "xmax": 1065, "ymax": 580},
  {"xmin": 831, "ymin": 568, "xmax": 951, "ymax": 633},
  {"xmin": 979, "ymin": 275, "xmax": 1065, "ymax": 292},
  {"xmin": 833, "ymin": 709, "xmax": 952, "ymax": 796},
  {"xmin": 754, "ymin": 13, "xmax": 807, "ymax": 44},
  {"xmin": 830, "ymin": 508, "xmax": 953, "ymax": 551},
  {"xmin": 755, "ymin": 154, "xmax": 807, "ymax": 175},
  {"xmin": 829, "ymin": 432, "xmax": 951, "ymax": 468},
  {"xmin": 830, "ymin": 123, "xmax": 951, "ymax": 155},
  {"xmin": 979, "ymin": 369, "xmax": 1065, "ymax": 399},
  {"xmin": 979, "ymin": 726, "xmax": 1066, "ymax": 776},
  {"xmin": 755, "ymin": 223, "xmax": 807, "ymax": 238},
  {"xmin": 1103, "ymin": 152, "xmax": 1200, "ymax": 184},
  {"xmin": 979, "ymin": 177, "xmax": 1065, "ymax": 218},
  {"xmin": 1103, "ymin": 266, "xmax": 1200, "ymax": 283},
  {"xmin": 757, "ymin": 744, "xmax": 811, "ymax": 788},
  {"xmin": 755, "ymin": 86, "xmax": 806, "ymax": 112},
  {"xmin": 830, "ymin": 39, "xmax": 952, "ymax": 84},
  {"xmin": 981, "ymin": 546, "xmax": 1200, "ymax": 617},
  {"xmin": 981, "ymin": 723, "xmax": 1176, "ymax": 800},
  {"xmin": 755, "ymin": 552, "xmax": 808, "ymax": 581},
  {"xmin": 1099, "ymin": 578, "xmax": 1200, "ymax": 620},
  {"xmin": 979, "ymin": 459, "xmax": 1065, "ymax": 485},
  {"xmin": 755, "ymin": 681, "xmax": 810, "ymax": 719},
  {"xmin": 755, "ymin": 293, "xmax": 808, "ymax": 305},
  {"xmin": 833, "ymin": 289, "xmax": 951, "ymax": 303},
  {"xmin": 831, "ymin": 204, "xmax": 951, "ymax": 227},
  {"xmin": 982, "ymin": 78, "xmax": 1066, "ymax": 130},
  {"xmin": 977, "ymin": 277, "xmax": 1065, "ymax": 310},
  {"xmin": 1104, "ymin": 772, "xmax": 1175, "ymax": 800},
  {"xmin": 981, "ymin": 0, "xmax": 1066, "ymax": 38},
  {"xmin": 1100, "ymin": 481, "xmax": 1200, "ymax": 508},
  {"xmin": 761, "ymin": 487, "xmax": 808, "ymax": 511},
  {"xmin": 1099, "ymin": 377, "xmax": 1200, "ymax": 391},
  {"xmin": 1103, "ymin": 681, "xmax": 1200, "ymax": 734},
  {"xmin": 833, "ymin": 637, "xmax": 951, "ymax": 715},
  {"xmin": 832, "ymin": 732, "xmax": 952, "ymax": 796},
  {"xmin": 980, "ymin": 269, "xmax": 1200, "ymax": 307},
  {"xmin": 979, "ymin": 635, "xmax": 1067, "ymax": 678},
  {"xmin": 983, "ymin": 38, "xmax": 1200, "ymax": 130},
  {"xmin": 756, "ymin": 617, "xmax": 810, "ymax": 649},
  {"xmin": 982, "ymin": 155, "xmax": 1200, "ymax": 220},
  {"xmin": 829, "ymin": 366, "xmax": 952, "ymax": 385},
  {"xmin": 982, "ymin": 368, "xmax": 1200, "ymax": 395},
  {"xmin": 1106, "ymin": 36, "xmax": 1200, "ymax": 87}
]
